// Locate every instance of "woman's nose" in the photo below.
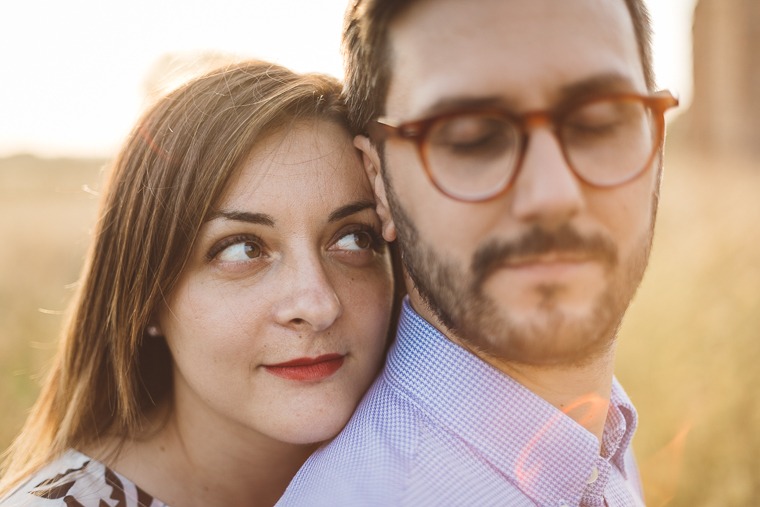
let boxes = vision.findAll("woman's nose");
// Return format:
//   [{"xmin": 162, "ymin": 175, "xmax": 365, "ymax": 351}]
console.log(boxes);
[{"xmin": 273, "ymin": 254, "xmax": 343, "ymax": 333}]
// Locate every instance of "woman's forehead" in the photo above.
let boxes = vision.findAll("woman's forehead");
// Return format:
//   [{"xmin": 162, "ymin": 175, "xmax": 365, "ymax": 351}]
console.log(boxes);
[{"xmin": 217, "ymin": 121, "xmax": 371, "ymax": 220}]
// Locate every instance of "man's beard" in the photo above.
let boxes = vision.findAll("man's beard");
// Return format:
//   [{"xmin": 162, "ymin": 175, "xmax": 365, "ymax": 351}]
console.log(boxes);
[{"xmin": 386, "ymin": 181, "xmax": 654, "ymax": 367}]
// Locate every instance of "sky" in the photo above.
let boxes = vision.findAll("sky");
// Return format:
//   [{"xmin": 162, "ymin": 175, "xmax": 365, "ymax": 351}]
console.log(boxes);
[{"xmin": 0, "ymin": 0, "xmax": 698, "ymax": 158}]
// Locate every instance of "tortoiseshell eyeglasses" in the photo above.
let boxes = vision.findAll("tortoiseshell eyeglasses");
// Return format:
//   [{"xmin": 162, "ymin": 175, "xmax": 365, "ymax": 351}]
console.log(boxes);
[{"xmin": 368, "ymin": 90, "xmax": 679, "ymax": 202}]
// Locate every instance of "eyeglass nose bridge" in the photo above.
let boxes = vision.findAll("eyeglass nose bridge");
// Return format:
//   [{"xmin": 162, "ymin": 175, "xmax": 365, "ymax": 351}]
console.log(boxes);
[
  {"xmin": 521, "ymin": 110, "xmax": 555, "ymax": 131},
  {"xmin": 517, "ymin": 110, "xmax": 567, "ymax": 156},
  {"xmin": 513, "ymin": 110, "xmax": 570, "ymax": 170}
]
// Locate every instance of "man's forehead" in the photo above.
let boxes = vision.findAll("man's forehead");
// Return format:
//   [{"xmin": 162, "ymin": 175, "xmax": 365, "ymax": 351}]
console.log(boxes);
[{"xmin": 385, "ymin": 0, "xmax": 645, "ymax": 119}]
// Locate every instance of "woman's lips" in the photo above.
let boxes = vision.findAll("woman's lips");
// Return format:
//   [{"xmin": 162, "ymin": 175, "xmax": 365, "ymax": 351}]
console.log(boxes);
[{"xmin": 263, "ymin": 354, "xmax": 345, "ymax": 381}]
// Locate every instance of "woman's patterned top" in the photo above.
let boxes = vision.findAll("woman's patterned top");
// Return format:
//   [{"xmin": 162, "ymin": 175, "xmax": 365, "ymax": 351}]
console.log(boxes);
[{"xmin": 0, "ymin": 449, "xmax": 168, "ymax": 507}]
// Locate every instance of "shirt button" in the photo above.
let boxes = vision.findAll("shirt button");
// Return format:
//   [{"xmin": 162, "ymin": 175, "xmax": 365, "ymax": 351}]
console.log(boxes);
[{"xmin": 587, "ymin": 465, "xmax": 599, "ymax": 484}]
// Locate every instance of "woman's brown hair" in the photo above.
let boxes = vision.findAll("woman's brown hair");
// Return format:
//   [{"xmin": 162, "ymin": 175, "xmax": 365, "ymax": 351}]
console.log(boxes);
[{"xmin": 0, "ymin": 60, "xmax": 350, "ymax": 495}]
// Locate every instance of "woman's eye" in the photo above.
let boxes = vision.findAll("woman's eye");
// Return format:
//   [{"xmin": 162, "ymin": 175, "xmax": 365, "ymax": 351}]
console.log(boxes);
[
  {"xmin": 218, "ymin": 241, "xmax": 262, "ymax": 261},
  {"xmin": 334, "ymin": 231, "xmax": 372, "ymax": 251}
]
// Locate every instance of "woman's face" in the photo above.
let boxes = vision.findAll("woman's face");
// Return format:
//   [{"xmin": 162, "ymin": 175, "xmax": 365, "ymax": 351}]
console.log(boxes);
[{"xmin": 159, "ymin": 120, "xmax": 393, "ymax": 445}]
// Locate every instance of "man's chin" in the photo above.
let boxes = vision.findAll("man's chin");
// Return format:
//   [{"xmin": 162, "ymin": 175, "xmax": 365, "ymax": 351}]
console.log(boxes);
[
  {"xmin": 482, "ymin": 262, "xmax": 610, "ymax": 314},
  {"xmin": 458, "ymin": 296, "xmax": 621, "ymax": 367}
]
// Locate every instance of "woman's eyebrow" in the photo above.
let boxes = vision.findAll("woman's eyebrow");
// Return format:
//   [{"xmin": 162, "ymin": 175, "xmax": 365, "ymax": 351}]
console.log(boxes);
[
  {"xmin": 328, "ymin": 200, "xmax": 375, "ymax": 224},
  {"xmin": 206, "ymin": 210, "xmax": 276, "ymax": 227}
]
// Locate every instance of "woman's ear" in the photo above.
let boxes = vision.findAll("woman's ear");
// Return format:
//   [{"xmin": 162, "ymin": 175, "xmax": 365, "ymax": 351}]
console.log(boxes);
[{"xmin": 354, "ymin": 135, "xmax": 397, "ymax": 242}]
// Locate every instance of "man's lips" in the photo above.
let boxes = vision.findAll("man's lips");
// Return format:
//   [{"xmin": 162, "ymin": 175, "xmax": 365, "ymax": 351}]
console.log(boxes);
[
  {"xmin": 263, "ymin": 354, "xmax": 345, "ymax": 382},
  {"xmin": 497, "ymin": 254, "xmax": 600, "ymax": 280},
  {"xmin": 504, "ymin": 252, "xmax": 595, "ymax": 267}
]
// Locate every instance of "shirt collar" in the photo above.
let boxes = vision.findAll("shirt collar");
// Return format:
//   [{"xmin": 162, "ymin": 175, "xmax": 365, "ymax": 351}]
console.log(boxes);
[
  {"xmin": 385, "ymin": 299, "xmax": 637, "ymax": 507},
  {"xmin": 607, "ymin": 377, "xmax": 638, "ymax": 477}
]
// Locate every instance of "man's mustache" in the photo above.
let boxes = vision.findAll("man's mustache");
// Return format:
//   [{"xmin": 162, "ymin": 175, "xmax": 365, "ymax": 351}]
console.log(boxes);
[{"xmin": 471, "ymin": 224, "xmax": 618, "ymax": 285}]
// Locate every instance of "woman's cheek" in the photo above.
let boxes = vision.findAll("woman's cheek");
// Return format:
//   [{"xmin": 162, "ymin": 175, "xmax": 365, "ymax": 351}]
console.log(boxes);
[
  {"xmin": 165, "ymin": 273, "xmax": 272, "ymax": 364},
  {"xmin": 345, "ymin": 259, "xmax": 394, "ymax": 350}
]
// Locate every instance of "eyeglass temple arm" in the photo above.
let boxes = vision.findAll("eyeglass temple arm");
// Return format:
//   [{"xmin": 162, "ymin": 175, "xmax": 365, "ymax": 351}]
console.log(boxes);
[
  {"xmin": 368, "ymin": 117, "xmax": 413, "ymax": 142},
  {"xmin": 651, "ymin": 89, "xmax": 679, "ymax": 112},
  {"xmin": 368, "ymin": 90, "xmax": 680, "ymax": 141}
]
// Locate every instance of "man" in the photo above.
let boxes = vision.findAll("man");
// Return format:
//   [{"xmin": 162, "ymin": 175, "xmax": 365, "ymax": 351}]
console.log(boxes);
[{"xmin": 278, "ymin": 0, "xmax": 677, "ymax": 505}]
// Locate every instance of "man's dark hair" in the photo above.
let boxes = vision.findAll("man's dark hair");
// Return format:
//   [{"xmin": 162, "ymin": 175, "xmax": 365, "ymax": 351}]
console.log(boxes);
[{"xmin": 341, "ymin": 0, "xmax": 656, "ymax": 134}]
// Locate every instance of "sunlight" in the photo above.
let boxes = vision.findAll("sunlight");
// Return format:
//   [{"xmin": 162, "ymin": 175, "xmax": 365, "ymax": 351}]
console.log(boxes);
[{"xmin": 0, "ymin": 0, "xmax": 697, "ymax": 157}]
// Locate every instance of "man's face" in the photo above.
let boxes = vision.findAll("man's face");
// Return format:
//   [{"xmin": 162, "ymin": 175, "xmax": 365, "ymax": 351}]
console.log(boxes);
[{"xmin": 378, "ymin": 0, "xmax": 659, "ymax": 366}]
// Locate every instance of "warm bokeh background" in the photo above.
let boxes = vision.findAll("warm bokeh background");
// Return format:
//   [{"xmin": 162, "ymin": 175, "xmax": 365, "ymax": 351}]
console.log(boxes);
[{"xmin": 1, "ymin": 0, "xmax": 758, "ymax": 505}]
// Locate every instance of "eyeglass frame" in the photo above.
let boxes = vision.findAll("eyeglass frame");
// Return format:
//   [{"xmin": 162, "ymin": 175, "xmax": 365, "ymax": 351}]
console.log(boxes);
[{"xmin": 367, "ymin": 90, "xmax": 679, "ymax": 202}]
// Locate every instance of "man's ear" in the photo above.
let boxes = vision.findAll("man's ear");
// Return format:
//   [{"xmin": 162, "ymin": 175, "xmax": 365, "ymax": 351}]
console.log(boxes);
[{"xmin": 354, "ymin": 135, "xmax": 397, "ymax": 242}]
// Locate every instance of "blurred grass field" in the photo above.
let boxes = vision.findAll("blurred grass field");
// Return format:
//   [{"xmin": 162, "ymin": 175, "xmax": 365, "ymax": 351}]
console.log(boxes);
[
  {"xmin": 0, "ymin": 155, "xmax": 103, "ymax": 459},
  {"xmin": 616, "ymin": 146, "xmax": 760, "ymax": 505},
  {"xmin": 1, "ymin": 145, "xmax": 759, "ymax": 505}
]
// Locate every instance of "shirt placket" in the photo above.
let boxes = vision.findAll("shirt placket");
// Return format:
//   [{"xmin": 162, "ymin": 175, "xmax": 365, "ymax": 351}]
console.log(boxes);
[{"xmin": 580, "ymin": 455, "xmax": 612, "ymax": 507}]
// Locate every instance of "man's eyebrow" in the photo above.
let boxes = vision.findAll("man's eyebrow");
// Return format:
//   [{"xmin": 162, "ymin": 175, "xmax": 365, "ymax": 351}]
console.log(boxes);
[
  {"xmin": 328, "ymin": 200, "xmax": 376, "ymax": 223},
  {"xmin": 557, "ymin": 73, "xmax": 641, "ymax": 103},
  {"xmin": 414, "ymin": 96, "xmax": 513, "ymax": 120},
  {"xmin": 410, "ymin": 73, "xmax": 641, "ymax": 120},
  {"xmin": 205, "ymin": 210, "xmax": 276, "ymax": 227}
]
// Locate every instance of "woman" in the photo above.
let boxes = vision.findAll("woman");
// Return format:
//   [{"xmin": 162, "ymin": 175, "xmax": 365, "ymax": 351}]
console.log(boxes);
[{"xmin": 0, "ymin": 60, "xmax": 398, "ymax": 506}]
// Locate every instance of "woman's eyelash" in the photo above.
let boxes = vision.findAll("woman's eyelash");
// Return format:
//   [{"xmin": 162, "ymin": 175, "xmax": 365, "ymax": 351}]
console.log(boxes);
[
  {"xmin": 339, "ymin": 223, "xmax": 386, "ymax": 251},
  {"xmin": 205, "ymin": 223, "xmax": 384, "ymax": 262},
  {"xmin": 206, "ymin": 234, "xmax": 263, "ymax": 262}
]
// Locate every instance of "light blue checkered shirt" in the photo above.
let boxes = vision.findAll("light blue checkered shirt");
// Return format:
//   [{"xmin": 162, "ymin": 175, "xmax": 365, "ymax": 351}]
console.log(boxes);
[{"xmin": 278, "ymin": 299, "xmax": 646, "ymax": 507}]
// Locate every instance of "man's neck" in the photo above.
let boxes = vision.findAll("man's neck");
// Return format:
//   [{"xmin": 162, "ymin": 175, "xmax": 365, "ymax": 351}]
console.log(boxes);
[
  {"xmin": 407, "ymin": 291, "xmax": 615, "ymax": 448},
  {"xmin": 487, "ymin": 353, "xmax": 615, "ymax": 448}
]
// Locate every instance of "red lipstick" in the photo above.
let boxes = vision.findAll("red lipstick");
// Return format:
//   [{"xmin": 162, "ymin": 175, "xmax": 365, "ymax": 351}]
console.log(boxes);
[{"xmin": 264, "ymin": 354, "xmax": 345, "ymax": 381}]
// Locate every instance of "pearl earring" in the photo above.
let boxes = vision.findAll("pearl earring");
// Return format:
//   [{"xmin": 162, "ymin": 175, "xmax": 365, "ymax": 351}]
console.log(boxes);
[{"xmin": 146, "ymin": 324, "xmax": 162, "ymax": 337}]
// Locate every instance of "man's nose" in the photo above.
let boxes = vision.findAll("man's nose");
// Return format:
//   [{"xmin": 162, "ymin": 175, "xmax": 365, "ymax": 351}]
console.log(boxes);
[
  {"xmin": 509, "ymin": 128, "xmax": 584, "ymax": 227},
  {"xmin": 273, "ymin": 253, "xmax": 343, "ymax": 333}
]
